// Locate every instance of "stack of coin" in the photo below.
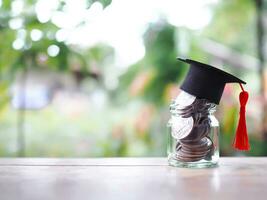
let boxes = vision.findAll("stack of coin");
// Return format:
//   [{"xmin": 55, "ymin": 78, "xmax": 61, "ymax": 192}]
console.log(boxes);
[{"xmin": 175, "ymin": 98, "xmax": 214, "ymax": 162}]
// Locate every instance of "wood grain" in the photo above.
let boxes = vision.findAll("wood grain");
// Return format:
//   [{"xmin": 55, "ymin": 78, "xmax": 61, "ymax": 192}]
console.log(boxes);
[{"xmin": 0, "ymin": 157, "xmax": 266, "ymax": 200}]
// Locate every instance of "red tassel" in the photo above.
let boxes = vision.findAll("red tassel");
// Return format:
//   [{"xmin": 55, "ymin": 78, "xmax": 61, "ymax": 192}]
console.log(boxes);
[{"xmin": 232, "ymin": 84, "xmax": 250, "ymax": 151}]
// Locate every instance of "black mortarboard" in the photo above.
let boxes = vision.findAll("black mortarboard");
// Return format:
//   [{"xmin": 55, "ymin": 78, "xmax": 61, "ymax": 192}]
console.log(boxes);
[
  {"xmin": 178, "ymin": 58, "xmax": 246, "ymax": 104},
  {"xmin": 177, "ymin": 57, "xmax": 250, "ymax": 151}
]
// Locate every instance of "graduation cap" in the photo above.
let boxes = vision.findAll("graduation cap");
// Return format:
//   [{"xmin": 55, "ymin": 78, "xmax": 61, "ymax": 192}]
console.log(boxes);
[{"xmin": 178, "ymin": 58, "xmax": 250, "ymax": 151}]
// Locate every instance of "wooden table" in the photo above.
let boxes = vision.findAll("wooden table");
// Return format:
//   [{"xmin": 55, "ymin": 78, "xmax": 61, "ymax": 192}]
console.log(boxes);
[{"xmin": 0, "ymin": 157, "xmax": 266, "ymax": 200}]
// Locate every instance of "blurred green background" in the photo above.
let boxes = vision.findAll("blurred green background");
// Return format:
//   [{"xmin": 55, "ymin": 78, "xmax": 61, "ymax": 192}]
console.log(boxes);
[{"xmin": 0, "ymin": 0, "xmax": 266, "ymax": 157}]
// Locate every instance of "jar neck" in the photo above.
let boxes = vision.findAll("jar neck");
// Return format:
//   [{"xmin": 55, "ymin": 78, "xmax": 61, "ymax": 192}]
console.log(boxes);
[
  {"xmin": 208, "ymin": 103, "xmax": 217, "ymax": 115},
  {"xmin": 169, "ymin": 101, "xmax": 217, "ymax": 115}
]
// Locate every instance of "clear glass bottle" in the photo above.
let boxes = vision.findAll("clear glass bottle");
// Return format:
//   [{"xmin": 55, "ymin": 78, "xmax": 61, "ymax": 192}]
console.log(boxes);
[{"xmin": 167, "ymin": 93, "xmax": 219, "ymax": 168}]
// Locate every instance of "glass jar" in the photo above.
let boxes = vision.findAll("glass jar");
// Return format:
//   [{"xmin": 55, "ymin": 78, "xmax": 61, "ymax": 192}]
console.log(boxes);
[{"xmin": 167, "ymin": 91, "xmax": 219, "ymax": 168}]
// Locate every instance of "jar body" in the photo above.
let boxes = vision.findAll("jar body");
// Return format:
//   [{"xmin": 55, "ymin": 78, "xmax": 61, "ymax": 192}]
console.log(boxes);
[{"xmin": 167, "ymin": 95, "xmax": 219, "ymax": 168}]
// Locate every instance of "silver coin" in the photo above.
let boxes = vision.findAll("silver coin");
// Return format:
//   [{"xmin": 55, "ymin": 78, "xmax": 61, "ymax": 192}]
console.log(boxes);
[
  {"xmin": 174, "ymin": 91, "xmax": 196, "ymax": 110},
  {"xmin": 171, "ymin": 115, "xmax": 194, "ymax": 140}
]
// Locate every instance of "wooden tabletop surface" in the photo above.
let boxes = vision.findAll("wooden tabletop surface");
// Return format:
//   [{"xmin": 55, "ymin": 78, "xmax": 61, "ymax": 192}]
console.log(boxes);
[{"xmin": 0, "ymin": 157, "xmax": 266, "ymax": 200}]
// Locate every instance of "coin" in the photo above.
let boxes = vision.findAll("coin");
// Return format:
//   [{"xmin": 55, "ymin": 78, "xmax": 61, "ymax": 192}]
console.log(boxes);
[
  {"xmin": 171, "ymin": 115, "xmax": 194, "ymax": 139},
  {"xmin": 174, "ymin": 91, "xmax": 196, "ymax": 110}
]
